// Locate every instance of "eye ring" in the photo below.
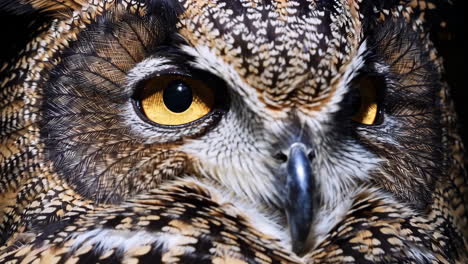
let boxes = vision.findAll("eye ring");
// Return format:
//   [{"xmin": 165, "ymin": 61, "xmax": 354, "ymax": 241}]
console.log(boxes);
[
  {"xmin": 132, "ymin": 71, "xmax": 228, "ymax": 128},
  {"xmin": 133, "ymin": 100, "xmax": 223, "ymax": 129}
]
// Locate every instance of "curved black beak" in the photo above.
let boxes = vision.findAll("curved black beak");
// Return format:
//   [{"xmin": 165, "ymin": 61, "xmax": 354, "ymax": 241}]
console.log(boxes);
[{"xmin": 284, "ymin": 143, "xmax": 315, "ymax": 255}]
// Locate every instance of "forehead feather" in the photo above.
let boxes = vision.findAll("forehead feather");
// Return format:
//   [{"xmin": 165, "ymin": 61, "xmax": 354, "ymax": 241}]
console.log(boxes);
[{"xmin": 176, "ymin": 0, "xmax": 362, "ymax": 109}]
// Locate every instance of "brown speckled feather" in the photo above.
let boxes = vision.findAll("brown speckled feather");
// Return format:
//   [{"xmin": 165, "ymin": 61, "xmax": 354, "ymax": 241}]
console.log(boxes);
[{"xmin": 0, "ymin": 0, "xmax": 466, "ymax": 263}]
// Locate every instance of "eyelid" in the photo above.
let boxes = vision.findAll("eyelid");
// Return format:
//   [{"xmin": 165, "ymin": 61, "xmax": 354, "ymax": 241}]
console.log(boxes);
[{"xmin": 127, "ymin": 57, "xmax": 190, "ymax": 93}]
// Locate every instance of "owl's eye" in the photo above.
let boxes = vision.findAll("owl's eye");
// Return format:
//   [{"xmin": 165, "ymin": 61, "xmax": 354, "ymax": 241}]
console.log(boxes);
[
  {"xmin": 351, "ymin": 75, "xmax": 384, "ymax": 125},
  {"xmin": 138, "ymin": 75, "xmax": 215, "ymax": 125}
]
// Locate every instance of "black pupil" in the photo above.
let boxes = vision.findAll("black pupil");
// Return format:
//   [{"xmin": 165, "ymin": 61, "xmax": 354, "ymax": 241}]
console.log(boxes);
[
  {"xmin": 350, "ymin": 90, "xmax": 362, "ymax": 116},
  {"xmin": 163, "ymin": 80, "xmax": 193, "ymax": 113}
]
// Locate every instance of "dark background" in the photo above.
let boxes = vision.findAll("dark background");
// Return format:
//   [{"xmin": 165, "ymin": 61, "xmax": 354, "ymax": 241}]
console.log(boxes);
[
  {"xmin": 0, "ymin": 1, "xmax": 467, "ymax": 148},
  {"xmin": 433, "ymin": 1, "xmax": 468, "ymax": 152}
]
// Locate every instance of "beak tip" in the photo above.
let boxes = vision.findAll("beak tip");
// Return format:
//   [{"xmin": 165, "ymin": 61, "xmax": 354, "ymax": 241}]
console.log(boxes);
[{"xmin": 284, "ymin": 143, "xmax": 316, "ymax": 255}]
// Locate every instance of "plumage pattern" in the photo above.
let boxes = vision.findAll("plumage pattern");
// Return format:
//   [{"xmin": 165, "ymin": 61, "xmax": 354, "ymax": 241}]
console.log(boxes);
[{"xmin": 0, "ymin": 0, "xmax": 467, "ymax": 263}]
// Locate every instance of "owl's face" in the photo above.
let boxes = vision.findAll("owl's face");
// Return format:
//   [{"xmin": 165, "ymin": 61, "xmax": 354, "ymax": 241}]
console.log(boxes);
[{"xmin": 40, "ymin": 0, "xmax": 442, "ymax": 253}]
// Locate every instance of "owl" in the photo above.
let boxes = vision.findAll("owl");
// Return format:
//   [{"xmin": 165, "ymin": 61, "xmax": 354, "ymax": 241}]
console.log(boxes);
[{"xmin": 0, "ymin": 0, "xmax": 466, "ymax": 263}]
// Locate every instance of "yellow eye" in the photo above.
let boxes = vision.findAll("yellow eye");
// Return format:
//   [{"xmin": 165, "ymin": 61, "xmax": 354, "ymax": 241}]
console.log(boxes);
[
  {"xmin": 139, "ymin": 75, "xmax": 215, "ymax": 125},
  {"xmin": 351, "ymin": 76, "xmax": 381, "ymax": 125}
]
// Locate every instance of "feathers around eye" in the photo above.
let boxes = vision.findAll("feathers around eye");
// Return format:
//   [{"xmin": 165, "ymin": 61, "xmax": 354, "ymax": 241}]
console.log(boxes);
[{"xmin": 0, "ymin": 0, "xmax": 466, "ymax": 263}]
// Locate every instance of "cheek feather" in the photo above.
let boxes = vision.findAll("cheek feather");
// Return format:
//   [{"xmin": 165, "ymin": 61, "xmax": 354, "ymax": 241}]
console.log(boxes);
[
  {"xmin": 0, "ymin": 0, "xmax": 465, "ymax": 262},
  {"xmin": 179, "ymin": 108, "xmax": 282, "ymax": 207}
]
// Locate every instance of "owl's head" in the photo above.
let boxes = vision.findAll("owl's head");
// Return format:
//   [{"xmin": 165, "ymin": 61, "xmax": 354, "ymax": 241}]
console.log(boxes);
[{"xmin": 4, "ymin": 0, "xmax": 446, "ymax": 254}]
